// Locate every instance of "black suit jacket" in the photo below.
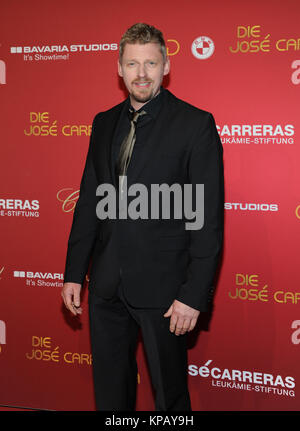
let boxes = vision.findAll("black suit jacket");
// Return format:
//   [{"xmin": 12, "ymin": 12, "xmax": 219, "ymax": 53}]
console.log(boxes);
[{"xmin": 63, "ymin": 89, "xmax": 224, "ymax": 312}]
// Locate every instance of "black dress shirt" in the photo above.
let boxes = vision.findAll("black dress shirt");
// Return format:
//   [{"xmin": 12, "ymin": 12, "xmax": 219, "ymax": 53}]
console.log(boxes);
[{"xmin": 112, "ymin": 86, "xmax": 165, "ymax": 183}]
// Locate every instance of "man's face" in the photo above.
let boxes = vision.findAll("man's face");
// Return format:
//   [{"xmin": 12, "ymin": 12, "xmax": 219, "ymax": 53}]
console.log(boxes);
[{"xmin": 118, "ymin": 42, "xmax": 170, "ymax": 110}]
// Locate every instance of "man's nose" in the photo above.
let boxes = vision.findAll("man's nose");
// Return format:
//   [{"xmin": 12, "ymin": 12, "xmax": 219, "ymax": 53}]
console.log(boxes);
[{"xmin": 137, "ymin": 64, "xmax": 146, "ymax": 78}]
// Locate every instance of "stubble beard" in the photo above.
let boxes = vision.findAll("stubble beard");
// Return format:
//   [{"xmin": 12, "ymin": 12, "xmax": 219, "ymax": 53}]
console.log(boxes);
[{"xmin": 130, "ymin": 79, "xmax": 160, "ymax": 105}]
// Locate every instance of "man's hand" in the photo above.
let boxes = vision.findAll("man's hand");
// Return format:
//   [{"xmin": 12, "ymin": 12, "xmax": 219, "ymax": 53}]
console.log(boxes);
[
  {"xmin": 61, "ymin": 282, "xmax": 82, "ymax": 316},
  {"xmin": 163, "ymin": 299, "xmax": 200, "ymax": 335}
]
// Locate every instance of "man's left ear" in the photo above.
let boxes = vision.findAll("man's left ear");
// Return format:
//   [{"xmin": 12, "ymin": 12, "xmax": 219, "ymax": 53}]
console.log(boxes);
[{"xmin": 163, "ymin": 57, "xmax": 170, "ymax": 76}]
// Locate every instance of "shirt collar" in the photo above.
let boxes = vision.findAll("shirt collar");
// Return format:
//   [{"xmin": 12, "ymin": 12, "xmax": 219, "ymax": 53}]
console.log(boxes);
[{"xmin": 128, "ymin": 86, "xmax": 165, "ymax": 120}]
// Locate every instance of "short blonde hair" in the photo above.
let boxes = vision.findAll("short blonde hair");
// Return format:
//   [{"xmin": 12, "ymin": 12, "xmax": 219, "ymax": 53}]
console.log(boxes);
[{"xmin": 119, "ymin": 23, "xmax": 167, "ymax": 62}]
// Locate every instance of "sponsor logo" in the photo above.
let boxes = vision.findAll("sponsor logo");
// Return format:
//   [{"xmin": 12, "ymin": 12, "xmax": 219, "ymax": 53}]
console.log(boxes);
[
  {"xmin": 189, "ymin": 359, "xmax": 296, "ymax": 398},
  {"xmin": 25, "ymin": 335, "xmax": 92, "ymax": 365},
  {"xmin": 229, "ymin": 25, "xmax": 300, "ymax": 54},
  {"xmin": 10, "ymin": 43, "xmax": 118, "ymax": 62},
  {"xmin": 24, "ymin": 112, "xmax": 92, "ymax": 137},
  {"xmin": 14, "ymin": 270, "xmax": 63, "ymax": 287},
  {"xmin": 57, "ymin": 188, "xmax": 79, "ymax": 213},
  {"xmin": 228, "ymin": 273, "xmax": 300, "ymax": 305},
  {"xmin": 225, "ymin": 203, "xmax": 278, "ymax": 211},
  {"xmin": 217, "ymin": 124, "xmax": 295, "ymax": 145},
  {"xmin": 0, "ymin": 198, "xmax": 40, "ymax": 217},
  {"xmin": 166, "ymin": 39, "xmax": 180, "ymax": 56},
  {"xmin": 276, "ymin": 38, "xmax": 300, "ymax": 52},
  {"xmin": 191, "ymin": 36, "xmax": 215, "ymax": 59},
  {"xmin": 10, "ymin": 44, "xmax": 117, "ymax": 54}
]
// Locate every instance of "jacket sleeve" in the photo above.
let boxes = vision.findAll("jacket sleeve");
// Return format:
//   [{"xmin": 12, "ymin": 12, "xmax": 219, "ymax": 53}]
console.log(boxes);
[
  {"xmin": 176, "ymin": 112, "xmax": 224, "ymax": 312},
  {"xmin": 63, "ymin": 115, "xmax": 101, "ymax": 284}
]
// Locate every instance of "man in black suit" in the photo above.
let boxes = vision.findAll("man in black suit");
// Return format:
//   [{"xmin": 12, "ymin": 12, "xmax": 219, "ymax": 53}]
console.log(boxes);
[{"xmin": 61, "ymin": 23, "xmax": 224, "ymax": 411}]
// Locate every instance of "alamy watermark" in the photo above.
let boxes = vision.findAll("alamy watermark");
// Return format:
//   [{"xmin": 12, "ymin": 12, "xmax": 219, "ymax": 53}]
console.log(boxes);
[{"xmin": 95, "ymin": 176, "xmax": 204, "ymax": 230}]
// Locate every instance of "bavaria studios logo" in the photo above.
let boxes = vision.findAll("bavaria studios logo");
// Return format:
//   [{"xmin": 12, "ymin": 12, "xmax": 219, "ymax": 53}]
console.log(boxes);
[{"xmin": 191, "ymin": 36, "xmax": 215, "ymax": 59}]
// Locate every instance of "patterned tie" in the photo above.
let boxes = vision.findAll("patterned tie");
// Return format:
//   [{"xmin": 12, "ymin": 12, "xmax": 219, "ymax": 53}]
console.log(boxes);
[{"xmin": 117, "ymin": 109, "xmax": 146, "ymax": 194}]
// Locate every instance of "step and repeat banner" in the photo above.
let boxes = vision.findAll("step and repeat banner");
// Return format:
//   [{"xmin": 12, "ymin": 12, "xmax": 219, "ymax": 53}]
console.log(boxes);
[{"xmin": 0, "ymin": 0, "xmax": 299, "ymax": 411}]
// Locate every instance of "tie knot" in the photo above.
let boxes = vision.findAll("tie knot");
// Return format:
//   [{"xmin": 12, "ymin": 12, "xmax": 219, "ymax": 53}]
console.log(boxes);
[{"xmin": 131, "ymin": 109, "xmax": 146, "ymax": 124}]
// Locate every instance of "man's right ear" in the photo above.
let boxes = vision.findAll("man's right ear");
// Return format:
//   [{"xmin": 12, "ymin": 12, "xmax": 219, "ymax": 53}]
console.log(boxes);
[{"xmin": 117, "ymin": 60, "xmax": 123, "ymax": 77}]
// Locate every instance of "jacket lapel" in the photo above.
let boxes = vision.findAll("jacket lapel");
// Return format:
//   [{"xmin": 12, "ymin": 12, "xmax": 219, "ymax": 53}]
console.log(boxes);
[{"xmin": 94, "ymin": 100, "xmax": 125, "ymax": 187}]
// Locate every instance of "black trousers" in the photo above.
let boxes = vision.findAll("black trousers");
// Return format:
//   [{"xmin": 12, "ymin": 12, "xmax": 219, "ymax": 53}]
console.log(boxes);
[{"xmin": 88, "ymin": 280, "xmax": 191, "ymax": 411}]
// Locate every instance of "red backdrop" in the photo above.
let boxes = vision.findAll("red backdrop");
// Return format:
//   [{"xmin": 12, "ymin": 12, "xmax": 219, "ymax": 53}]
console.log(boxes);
[{"xmin": 0, "ymin": 0, "xmax": 299, "ymax": 411}]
